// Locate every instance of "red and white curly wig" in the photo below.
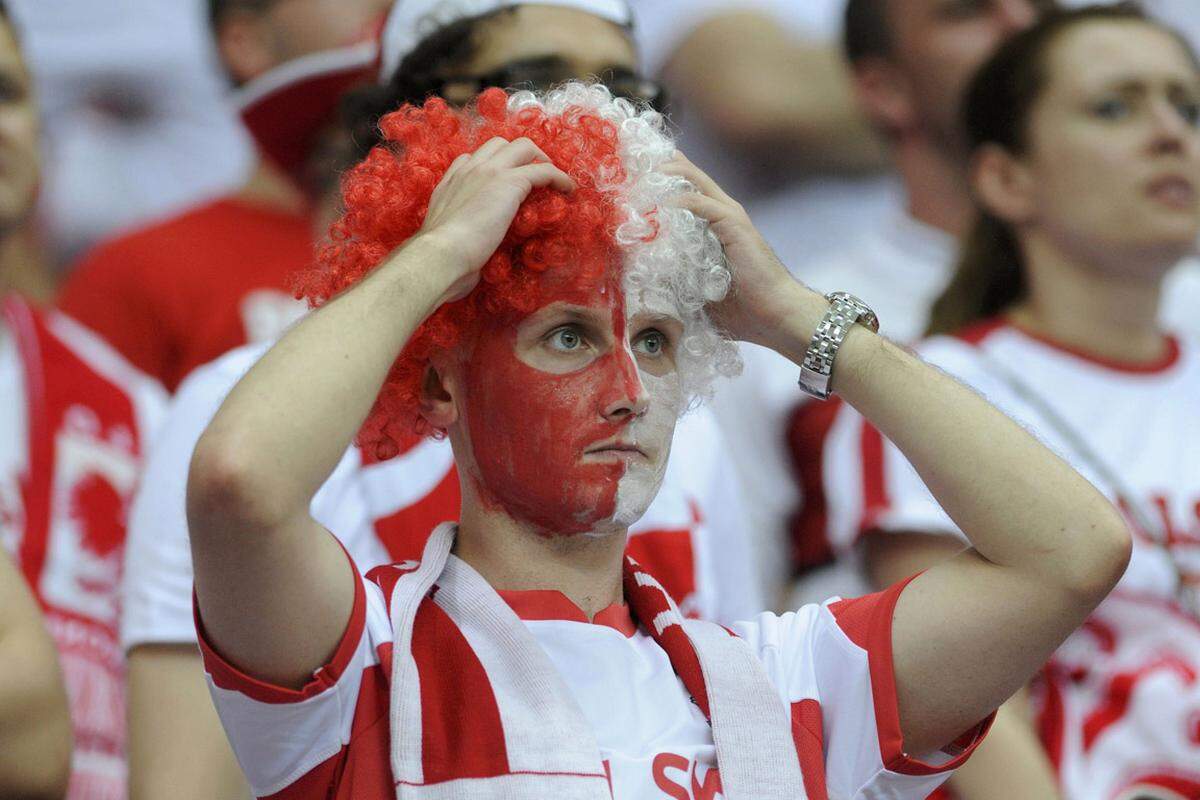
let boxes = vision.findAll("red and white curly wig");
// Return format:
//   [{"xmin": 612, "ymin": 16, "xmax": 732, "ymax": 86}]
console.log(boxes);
[{"xmin": 297, "ymin": 82, "xmax": 738, "ymax": 460}]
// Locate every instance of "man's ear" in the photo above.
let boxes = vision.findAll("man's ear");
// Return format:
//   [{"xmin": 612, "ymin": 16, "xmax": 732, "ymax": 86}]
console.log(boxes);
[
  {"xmin": 214, "ymin": 11, "xmax": 276, "ymax": 85},
  {"xmin": 418, "ymin": 362, "xmax": 459, "ymax": 430},
  {"xmin": 970, "ymin": 143, "xmax": 1037, "ymax": 226},
  {"xmin": 852, "ymin": 56, "xmax": 918, "ymax": 138}
]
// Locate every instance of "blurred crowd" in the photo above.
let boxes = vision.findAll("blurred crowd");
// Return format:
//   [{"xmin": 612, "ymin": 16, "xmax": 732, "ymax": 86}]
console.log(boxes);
[{"xmin": 1, "ymin": 0, "xmax": 1198, "ymax": 798}]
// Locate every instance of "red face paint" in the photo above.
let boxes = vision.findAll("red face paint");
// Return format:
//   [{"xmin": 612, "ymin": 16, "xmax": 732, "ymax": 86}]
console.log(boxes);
[{"xmin": 460, "ymin": 272, "xmax": 655, "ymax": 536}]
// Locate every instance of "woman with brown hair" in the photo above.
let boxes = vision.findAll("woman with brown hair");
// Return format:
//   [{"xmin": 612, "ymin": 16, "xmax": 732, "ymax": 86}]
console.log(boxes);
[{"xmin": 793, "ymin": 5, "xmax": 1200, "ymax": 798}]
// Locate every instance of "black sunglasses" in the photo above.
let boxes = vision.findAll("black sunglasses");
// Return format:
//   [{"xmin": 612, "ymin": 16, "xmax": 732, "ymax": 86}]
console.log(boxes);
[{"xmin": 438, "ymin": 58, "xmax": 668, "ymax": 113}]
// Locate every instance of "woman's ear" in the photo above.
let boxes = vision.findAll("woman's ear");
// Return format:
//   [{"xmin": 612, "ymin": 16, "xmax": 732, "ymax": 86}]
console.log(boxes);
[
  {"xmin": 418, "ymin": 362, "xmax": 459, "ymax": 430},
  {"xmin": 971, "ymin": 143, "xmax": 1037, "ymax": 226}
]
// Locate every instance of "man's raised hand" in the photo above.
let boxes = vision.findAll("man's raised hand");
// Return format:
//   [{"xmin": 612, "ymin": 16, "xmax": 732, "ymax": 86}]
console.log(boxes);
[
  {"xmin": 417, "ymin": 137, "xmax": 575, "ymax": 305},
  {"xmin": 663, "ymin": 153, "xmax": 821, "ymax": 351}
]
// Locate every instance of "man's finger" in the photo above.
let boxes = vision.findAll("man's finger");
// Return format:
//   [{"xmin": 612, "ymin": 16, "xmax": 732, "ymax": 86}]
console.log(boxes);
[
  {"xmin": 468, "ymin": 136, "xmax": 513, "ymax": 164},
  {"xmin": 513, "ymin": 162, "xmax": 576, "ymax": 194},
  {"xmin": 674, "ymin": 191, "xmax": 732, "ymax": 225},
  {"xmin": 495, "ymin": 136, "xmax": 556, "ymax": 169},
  {"xmin": 440, "ymin": 152, "xmax": 472, "ymax": 184},
  {"xmin": 661, "ymin": 153, "xmax": 733, "ymax": 203}
]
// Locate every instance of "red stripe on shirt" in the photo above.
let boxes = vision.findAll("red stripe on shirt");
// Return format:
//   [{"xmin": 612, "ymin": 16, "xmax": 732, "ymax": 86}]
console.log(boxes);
[
  {"xmin": 859, "ymin": 422, "xmax": 890, "ymax": 538},
  {"xmin": 787, "ymin": 397, "xmax": 845, "ymax": 573},
  {"xmin": 790, "ymin": 698, "xmax": 829, "ymax": 800},
  {"xmin": 411, "ymin": 600, "xmax": 509, "ymax": 782},
  {"xmin": 624, "ymin": 528, "xmax": 696, "ymax": 614}
]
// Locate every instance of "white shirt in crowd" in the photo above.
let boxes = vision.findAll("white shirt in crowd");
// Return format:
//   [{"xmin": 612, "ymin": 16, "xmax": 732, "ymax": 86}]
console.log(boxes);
[
  {"xmin": 807, "ymin": 322, "xmax": 1200, "ymax": 799},
  {"xmin": 121, "ymin": 343, "xmax": 765, "ymax": 654},
  {"xmin": 0, "ymin": 330, "xmax": 25, "ymax": 556}
]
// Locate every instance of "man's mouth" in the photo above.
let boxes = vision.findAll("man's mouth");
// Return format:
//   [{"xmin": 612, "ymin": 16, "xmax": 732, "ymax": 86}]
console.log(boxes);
[{"xmin": 583, "ymin": 440, "xmax": 648, "ymax": 461}]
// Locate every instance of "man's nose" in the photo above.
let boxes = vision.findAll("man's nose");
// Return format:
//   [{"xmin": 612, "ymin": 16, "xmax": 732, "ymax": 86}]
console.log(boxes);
[{"xmin": 599, "ymin": 344, "xmax": 649, "ymax": 421}]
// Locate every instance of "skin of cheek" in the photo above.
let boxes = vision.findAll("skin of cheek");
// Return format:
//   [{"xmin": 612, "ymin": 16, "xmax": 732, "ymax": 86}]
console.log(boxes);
[
  {"xmin": 462, "ymin": 329, "xmax": 630, "ymax": 536},
  {"xmin": 610, "ymin": 369, "xmax": 682, "ymax": 529}
]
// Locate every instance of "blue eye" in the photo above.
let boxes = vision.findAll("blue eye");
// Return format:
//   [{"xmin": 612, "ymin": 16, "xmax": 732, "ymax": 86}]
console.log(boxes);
[
  {"xmin": 1176, "ymin": 99, "xmax": 1200, "ymax": 127},
  {"xmin": 549, "ymin": 327, "xmax": 583, "ymax": 351},
  {"xmin": 1092, "ymin": 97, "xmax": 1130, "ymax": 120},
  {"xmin": 635, "ymin": 330, "xmax": 667, "ymax": 356}
]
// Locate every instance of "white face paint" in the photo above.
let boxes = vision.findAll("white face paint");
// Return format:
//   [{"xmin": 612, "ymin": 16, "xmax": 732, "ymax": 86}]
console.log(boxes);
[
  {"xmin": 610, "ymin": 369, "xmax": 680, "ymax": 527},
  {"xmin": 607, "ymin": 288, "xmax": 687, "ymax": 530}
]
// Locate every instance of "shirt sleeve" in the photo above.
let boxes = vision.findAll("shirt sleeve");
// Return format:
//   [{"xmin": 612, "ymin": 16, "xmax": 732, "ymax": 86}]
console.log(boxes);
[
  {"xmin": 120, "ymin": 353, "xmax": 244, "ymax": 650},
  {"xmin": 194, "ymin": 547, "xmax": 391, "ymax": 798},
  {"xmin": 733, "ymin": 579, "xmax": 993, "ymax": 799}
]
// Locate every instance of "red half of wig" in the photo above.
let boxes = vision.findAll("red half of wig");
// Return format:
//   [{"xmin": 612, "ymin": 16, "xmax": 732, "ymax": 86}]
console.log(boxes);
[{"xmin": 295, "ymin": 88, "xmax": 629, "ymax": 460}]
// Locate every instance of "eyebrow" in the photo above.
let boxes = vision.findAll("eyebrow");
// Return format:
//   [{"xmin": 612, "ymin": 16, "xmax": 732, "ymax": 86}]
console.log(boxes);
[
  {"xmin": 633, "ymin": 312, "xmax": 682, "ymax": 326},
  {"xmin": 521, "ymin": 304, "xmax": 607, "ymax": 329},
  {"xmin": 1096, "ymin": 75, "xmax": 1200, "ymax": 95}
]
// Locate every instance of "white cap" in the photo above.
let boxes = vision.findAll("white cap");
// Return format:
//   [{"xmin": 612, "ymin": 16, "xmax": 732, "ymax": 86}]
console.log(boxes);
[{"xmin": 379, "ymin": 0, "xmax": 634, "ymax": 83}]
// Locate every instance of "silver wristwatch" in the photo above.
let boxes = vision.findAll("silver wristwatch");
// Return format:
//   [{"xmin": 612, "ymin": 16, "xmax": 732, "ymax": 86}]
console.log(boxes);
[{"xmin": 798, "ymin": 291, "xmax": 880, "ymax": 400}]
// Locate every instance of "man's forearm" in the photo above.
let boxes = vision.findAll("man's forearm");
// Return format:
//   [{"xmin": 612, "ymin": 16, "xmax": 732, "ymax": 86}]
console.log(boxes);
[
  {"xmin": 191, "ymin": 234, "xmax": 453, "ymax": 526},
  {"xmin": 663, "ymin": 13, "xmax": 886, "ymax": 173}
]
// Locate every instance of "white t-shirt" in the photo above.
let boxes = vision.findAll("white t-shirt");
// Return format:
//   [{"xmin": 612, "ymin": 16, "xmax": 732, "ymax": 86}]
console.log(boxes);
[
  {"xmin": 199, "ymin": 550, "xmax": 988, "ymax": 798},
  {"xmin": 1163, "ymin": 257, "xmax": 1200, "ymax": 340},
  {"xmin": 800, "ymin": 321, "xmax": 1200, "ymax": 799},
  {"xmin": 121, "ymin": 343, "xmax": 764, "ymax": 653}
]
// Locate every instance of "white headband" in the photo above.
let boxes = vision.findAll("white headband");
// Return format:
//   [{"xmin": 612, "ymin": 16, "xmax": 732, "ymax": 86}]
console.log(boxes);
[{"xmin": 379, "ymin": 0, "xmax": 633, "ymax": 83}]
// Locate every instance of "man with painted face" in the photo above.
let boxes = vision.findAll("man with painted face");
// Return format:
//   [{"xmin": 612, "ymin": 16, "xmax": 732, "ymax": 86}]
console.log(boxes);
[
  {"xmin": 187, "ymin": 80, "xmax": 1131, "ymax": 797},
  {"xmin": 121, "ymin": 2, "xmax": 757, "ymax": 798}
]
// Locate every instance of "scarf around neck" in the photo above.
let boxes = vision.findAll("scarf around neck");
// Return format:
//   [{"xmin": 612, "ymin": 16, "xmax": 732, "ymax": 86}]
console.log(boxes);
[{"xmin": 386, "ymin": 522, "xmax": 807, "ymax": 799}]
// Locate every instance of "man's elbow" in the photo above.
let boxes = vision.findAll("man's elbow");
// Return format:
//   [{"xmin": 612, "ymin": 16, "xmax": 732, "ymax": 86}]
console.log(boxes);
[
  {"xmin": 187, "ymin": 432, "xmax": 291, "ymax": 537},
  {"xmin": 1061, "ymin": 507, "xmax": 1133, "ymax": 604}
]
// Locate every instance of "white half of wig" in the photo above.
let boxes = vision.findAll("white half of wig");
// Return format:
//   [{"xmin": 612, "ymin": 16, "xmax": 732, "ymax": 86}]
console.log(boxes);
[
  {"xmin": 380, "ymin": 0, "xmax": 634, "ymax": 83},
  {"xmin": 507, "ymin": 82, "xmax": 743, "ymax": 406}
]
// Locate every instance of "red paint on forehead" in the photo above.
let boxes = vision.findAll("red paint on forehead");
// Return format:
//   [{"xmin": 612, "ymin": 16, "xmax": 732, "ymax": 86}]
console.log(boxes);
[{"xmin": 462, "ymin": 266, "xmax": 646, "ymax": 535}]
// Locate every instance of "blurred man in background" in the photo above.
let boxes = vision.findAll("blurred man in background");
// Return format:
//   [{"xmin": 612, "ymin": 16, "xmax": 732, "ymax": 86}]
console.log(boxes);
[
  {"xmin": 8, "ymin": 0, "xmax": 252, "ymax": 266},
  {"xmin": 633, "ymin": 0, "xmax": 896, "ymax": 266},
  {"xmin": 0, "ymin": 5, "xmax": 166, "ymax": 798},
  {"xmin": 702, "ymin": 0, "xmax": 1050, "ymax": 612},
  {"xmin": 57, "ymin": 0, "xmax": 389, "ymax": 393}
]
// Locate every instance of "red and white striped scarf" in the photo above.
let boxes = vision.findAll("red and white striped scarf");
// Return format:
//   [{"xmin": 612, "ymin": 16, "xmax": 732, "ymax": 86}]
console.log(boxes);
[{"xmin": 387, "ymin": 523, "xmax": 808, "ymax": 799}]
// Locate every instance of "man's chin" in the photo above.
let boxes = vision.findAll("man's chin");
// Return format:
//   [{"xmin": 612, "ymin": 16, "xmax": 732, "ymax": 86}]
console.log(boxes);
[{"xmin": 611, "ymin": 463, "xmax": 667, "ymax": 529}]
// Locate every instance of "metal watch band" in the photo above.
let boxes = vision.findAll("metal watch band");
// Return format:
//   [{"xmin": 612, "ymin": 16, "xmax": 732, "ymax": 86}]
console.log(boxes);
[{"xmin": 797, "ymin": 291, "xmax": 880, "ymax": 400}]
